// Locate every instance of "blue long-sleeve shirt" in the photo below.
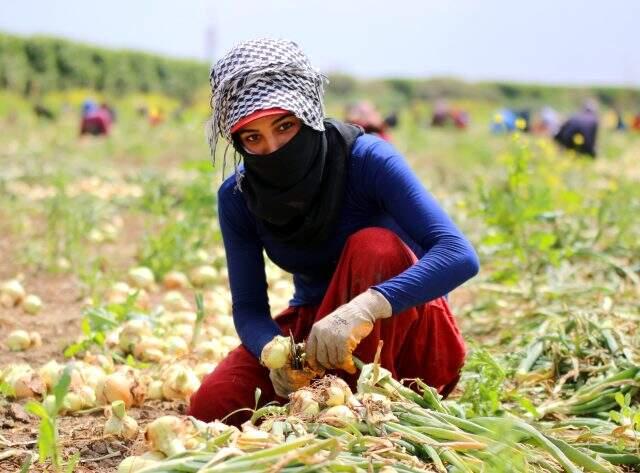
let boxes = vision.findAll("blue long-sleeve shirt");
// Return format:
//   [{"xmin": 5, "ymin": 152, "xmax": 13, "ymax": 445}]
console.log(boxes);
[{"xmin": 218, "ymin": 134, "xmax": 480, "ymax": 358}]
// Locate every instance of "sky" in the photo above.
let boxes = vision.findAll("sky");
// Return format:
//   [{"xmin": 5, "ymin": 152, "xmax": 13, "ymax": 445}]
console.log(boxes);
[{"xmin": 1, "ymin": 0, "xmax": 639, "ymax": 86}]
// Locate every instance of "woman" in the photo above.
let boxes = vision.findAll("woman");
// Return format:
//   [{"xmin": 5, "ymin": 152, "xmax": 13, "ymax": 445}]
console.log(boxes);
[{"xmin": 189, "ymin": 38, "xmax": 479, "ymax": 425}]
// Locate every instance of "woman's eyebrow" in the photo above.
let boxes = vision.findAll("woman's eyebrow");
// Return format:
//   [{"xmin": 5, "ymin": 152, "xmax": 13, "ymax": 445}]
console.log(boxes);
[{"xmin": 272, "ymin": 113, "xmax": 294, "ymax": 125}]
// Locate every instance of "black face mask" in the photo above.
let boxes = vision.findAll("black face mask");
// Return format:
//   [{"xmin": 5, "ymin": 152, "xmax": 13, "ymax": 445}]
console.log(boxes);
[
  {"xmin": 233, "ymin": 120, "xmax": 363, "ymax": 247},
  {"xmin": 239, "ymin": 125, "xmax": 323, "ymax": 192}
]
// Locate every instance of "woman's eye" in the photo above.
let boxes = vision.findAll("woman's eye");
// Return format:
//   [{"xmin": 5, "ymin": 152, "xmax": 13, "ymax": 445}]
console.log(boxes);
[
  {"xmin": 245, "ymin": 134, "xmax": 260, "ymax": 143},
  {"xmin": 279, "ymin": 122, "xmax": 293, "ymax": 132}
]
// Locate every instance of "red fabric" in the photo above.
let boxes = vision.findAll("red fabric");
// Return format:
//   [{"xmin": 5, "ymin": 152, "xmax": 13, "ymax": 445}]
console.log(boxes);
[
  {"xmin": 230, "ymin": 107, "xmax": 290, "ymax": 134},
  {"xmin": 80, "ymin": 110, "xmax": 112, "ymax": 135},
  {"xmin": 188, "ymin": 227, "xmax": 466, "ymax": 426}
]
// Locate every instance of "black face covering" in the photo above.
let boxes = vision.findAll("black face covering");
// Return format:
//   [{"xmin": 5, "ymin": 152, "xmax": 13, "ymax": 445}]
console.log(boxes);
[{"xmin": 233, "ymin": 119, "xmax": 363, "ymax": 247}]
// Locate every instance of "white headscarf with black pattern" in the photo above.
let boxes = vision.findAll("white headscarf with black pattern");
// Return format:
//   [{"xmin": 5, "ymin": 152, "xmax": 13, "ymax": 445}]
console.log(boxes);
[{"xmin": 207, "ymin": 38, "xmax": 327, "ymax": 166}]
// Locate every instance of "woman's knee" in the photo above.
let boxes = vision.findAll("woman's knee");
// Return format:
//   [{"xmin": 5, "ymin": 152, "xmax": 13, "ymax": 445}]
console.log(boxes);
[{"xmin": 346, "ymin": 227, "xmax": 408, "ymax": 261}]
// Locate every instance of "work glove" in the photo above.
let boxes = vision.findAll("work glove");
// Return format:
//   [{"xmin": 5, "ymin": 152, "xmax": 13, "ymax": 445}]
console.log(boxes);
[
  {"xmin": 261, "ymin": 335, "xmax": 323, "ymax": 398},
  {"xmin": 306, "ymin": 289, "xmax": 392, "ymax": 374},
  {"xmin": 268, "ymin": 365, "xmax": 317, "ymax": 398}
]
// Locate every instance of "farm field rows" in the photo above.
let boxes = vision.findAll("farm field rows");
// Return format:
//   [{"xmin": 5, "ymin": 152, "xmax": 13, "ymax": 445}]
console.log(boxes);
[{"xmin": 1, "ymin": 98, "xmax": 639, "ymax": 472}]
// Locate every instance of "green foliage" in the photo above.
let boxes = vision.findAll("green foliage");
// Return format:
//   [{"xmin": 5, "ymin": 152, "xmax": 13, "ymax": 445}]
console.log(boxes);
[
  {"xmin": 25, "ymin": 365, "xmax": 75, "ymax": 472},
  {"xmin": 459, "ymin": 348, "xmax": 508, "ymax": 417},
  {"xmin": 138, "ymin": 162, "xmax": 219, "ymax": 277},
  {"xmin": 0, "ymin": 32, "xmax": 208, "ymax": 101}
]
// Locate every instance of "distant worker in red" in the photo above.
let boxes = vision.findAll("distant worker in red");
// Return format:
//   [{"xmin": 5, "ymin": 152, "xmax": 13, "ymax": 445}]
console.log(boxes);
[
  {"xmin": 80, "ymin": 99, "xmax": 113, "ymax": 136},
  {"xmin": 345, "ymin": 101, "xmax": 391, "ymax": 141}
]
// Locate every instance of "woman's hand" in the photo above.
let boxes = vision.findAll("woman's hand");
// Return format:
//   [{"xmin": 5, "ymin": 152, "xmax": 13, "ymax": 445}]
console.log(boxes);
[
  {"xmin": 306, "ymin": 289, "xmax": 392, "ymax": 373},
  {"xmin": 269, "ymin": 365, "xmax": 317, "ymax": 398}
]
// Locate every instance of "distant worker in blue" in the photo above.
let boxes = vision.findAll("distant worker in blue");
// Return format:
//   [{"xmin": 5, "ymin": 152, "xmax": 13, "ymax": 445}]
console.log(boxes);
[{"xmin": 554, "ymin": 100, "xmax": 599, "ymax": 158}]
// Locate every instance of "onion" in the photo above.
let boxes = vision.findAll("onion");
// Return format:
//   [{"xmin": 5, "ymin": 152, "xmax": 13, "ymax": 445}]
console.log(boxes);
[
  {"xmin": 189, "ymin": 265, "xmax": 218, "ymax": 287},
  {"xmin": 165, "ymin": 336, "xmax": 189, "ymax": 357},
  {"xmin": 193, "ymin": 340, "xmax": 225, "ymax": 361},
  {"xmin": 193, "ymin": 362, "xmax": 216, "ymax": 380},
  {"xmin": 221, "ymin": 335, "xmax": 238, "ymax": 349},
  {"xmin": 216, "ymin": 317, "xmax": 237, "ymax": 336},
  {"xmin": 147, "ymin": 380, "xmax": 164, "ymax": 400},
  {"xmin": 163, "ymin": 310, "xmax": 197, "ymax": 325},
  {"xmin": 6, "ymin": 330, "xmax": 32, "ymax": 351},
  {"xmin": 23, "ymin": 294, "xmax": 42, "ymax": 314},
  {"xmin": 144, "ymin": 416, "xmax": 187, "ymax": 457},
  {"xmin": 79, "ymin": 364, "xmax": 106, "ymax": 391},
  {"xmin": 128, "ymin": 266, "xmax": 155, "ymax": 290},
  {"xmin": 117, "ymin": 455, "xmax": 160, "ymax": 473},
  {"xmin": 289, "ymin": 389, "xmax": 320, "ymax": 417},
  {"xmin": 0, "ymin": 279, "xmax": 25, "ymax": 307},
  {"xmin": 38, "ymin": 360, "xmax": 63, "ymax": 390},
  {"xmin": 162, "ymin": 365, "xmax": 200, "ymax": 401},
  {"xmin": 317, "ymin": 405, "xmax": 357, "ymax": 427},
  {"xmin": 162, "ymin": 291, "xmax": 191, "ymax": 311},
  {"xmin": 118, "ymin": 319, "xmax": 152, "ymax": 354},
  {"xmin": 107, "ymin": 281, "xmax": 133, "ymax": 305},
  {"xmin": 260, "ymin": 336, "xmax": 291, "ymax": 369},
  {"xmin": 132, "ymin": 336, "xmax": 165, "ymax": 362},
  {"xmin": 99, "ymin": 372, "xmax": 135, "ymax": 407},
  {"xmin": 203, "ymin": 291, "xmax": 230, "ymax": 316},
  {"xmin": 2, "ymin": 364, "xmax": 45, "ymax": 399},
  {"xmin": 162, "ymin": 271, "xmax": 190, "ymax": 290},
  {"xmin": 322, "ymin": 378, "xmax": 352, "ymax": 407},
  {"xmin": 104, "ymin": 400, "xmax": 139, "ymax": 440}
]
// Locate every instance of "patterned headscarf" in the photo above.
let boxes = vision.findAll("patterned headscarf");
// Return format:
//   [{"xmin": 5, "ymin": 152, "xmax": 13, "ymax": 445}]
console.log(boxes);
[{"xmin": 207, "ymin": 38, "xmax": 327, "ymax": 166}]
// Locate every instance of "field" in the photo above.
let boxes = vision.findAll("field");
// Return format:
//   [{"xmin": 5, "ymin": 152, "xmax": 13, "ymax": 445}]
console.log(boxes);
[{"xmin": 1, "ymin": 91, "xmax": 639, "ymax": 472}]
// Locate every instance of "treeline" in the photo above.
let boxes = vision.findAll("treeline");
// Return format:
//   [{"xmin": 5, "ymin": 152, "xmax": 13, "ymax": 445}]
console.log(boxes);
[
  {"xmin": 0, "ymin": 33, "xmax": 209, "ymax": 102},
  {"xmin": 327, "ymin": 74, "xmax": 640, "ymax": 111},
  {"xmin": 1, "ymin": 32, "xmax": 638, "ymax": 110}
]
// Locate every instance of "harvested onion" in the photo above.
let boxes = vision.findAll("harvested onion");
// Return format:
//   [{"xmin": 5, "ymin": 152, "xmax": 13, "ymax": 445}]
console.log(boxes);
[
  {"xmin": 104, "ymin": 400, "xmax": 139, "ymax": 440},
  {"xmin": 144, "ymin": 416, "xmax": 187, "ymax": 457},
  {"xmin": 260, "ymin": 335, "xmax": 291, "ymax": 369},
  {"xmin": 23, "ymin": 294, "xmax": 42, "ymax": 314}
]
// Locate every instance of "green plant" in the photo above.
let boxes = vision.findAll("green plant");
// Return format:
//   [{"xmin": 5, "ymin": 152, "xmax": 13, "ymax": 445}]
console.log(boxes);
[{"xmin": 25, "ymin": 365, "xmax": 80, "ymax": 472}]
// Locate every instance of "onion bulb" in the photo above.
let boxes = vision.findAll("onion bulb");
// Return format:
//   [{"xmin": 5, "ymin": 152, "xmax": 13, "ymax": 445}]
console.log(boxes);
[
  {"xmin": 38, "ymin": 360, "xmax": 63, "ymax": 390},
  {"xmin": 0, "ymin": 279, "xmax": 25, "ymax": 307},
  {"xmin": 104, "ymin": 400, "xmax": 139, "ymax": 440},
  {"xmin": 161, "ymin": 365, "xmax": 200, "ymax": 401},
  {"xmin": 162, "ymin": 291, "xmax": 191, "ymax": 311},
  {"xmin": 162, "ymin": 271, "xmax": 190, "ymax": 290},
  {"xmin": 1, "ymin": 364, "xmax": 45, "ymax": 399},
  {"xmin": 189, "ymin": 265, "xmax": 218, "ymax": 287},
  {"xmin": 118, "ymin": 319, "xmax": 152, "ymax": 354},
  {"xmin": 289, "ymin": 389, "xmax": 320, "ymax": 417},
  {"xmin": 144, "ymin": 416, "xmax": 187, "ymax": 457},
  {"xmin": 98, "ymin": 372, "xmax": 138, "ymax": 407},
  {"xmin": 128, "ymin": 266, "xmax": 155, "ymax": 290},
  {"xmin": 6, "ymin": 330, "xmax": 32, "ymax": 351},
  {"xmin": 260, "ymin": 336, "xmax": 291, "ymax": 369},
  {"xmin": 317, "ymin": 405, "xmax": 357, "ymax": 427},
  {"xmin": 23, "ymin": 294, "xmax": 42, "ymax": 314},
  {"xmin": 117, "ymin": 455, "xmax": 160, "ymax": 473}
]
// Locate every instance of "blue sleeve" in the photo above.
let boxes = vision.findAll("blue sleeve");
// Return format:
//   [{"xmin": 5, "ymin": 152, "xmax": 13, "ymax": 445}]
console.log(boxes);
[
  {"xmin": 217, "ymin": 183, "xmax": 281, "ymax": 359},
  {"xmin": 361, "ymin": 139, "xmax": 480, "ymax": 313}
]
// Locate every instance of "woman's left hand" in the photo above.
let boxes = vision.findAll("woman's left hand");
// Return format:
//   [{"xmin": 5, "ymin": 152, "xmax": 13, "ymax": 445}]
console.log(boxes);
[{"xmin": 306, "ymin": 289, "xmax": 392, "ymax": 373}]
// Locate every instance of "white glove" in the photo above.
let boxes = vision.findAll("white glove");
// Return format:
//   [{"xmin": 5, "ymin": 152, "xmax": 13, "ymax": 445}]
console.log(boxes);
[{"xmin": 306, "ymin": 289, "xmax": 392, "ymax": 373}]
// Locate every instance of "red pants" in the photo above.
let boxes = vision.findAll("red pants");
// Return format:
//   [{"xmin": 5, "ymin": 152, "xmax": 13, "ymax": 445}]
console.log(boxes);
[{"xmin": 188, "ymin": 228, "xmax": 466, "ymax": 425}]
